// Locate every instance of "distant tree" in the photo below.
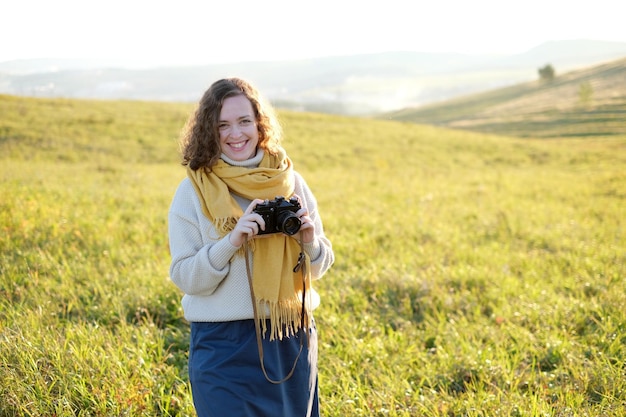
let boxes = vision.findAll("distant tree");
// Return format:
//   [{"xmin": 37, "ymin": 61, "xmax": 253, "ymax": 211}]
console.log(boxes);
[
  {"xmin": 538, "ymin": 64, "xmax": 555, "ymax": 82},
  {"xmin": 578, "ymin": 81, "xmax": 594, "ymax": 107}
]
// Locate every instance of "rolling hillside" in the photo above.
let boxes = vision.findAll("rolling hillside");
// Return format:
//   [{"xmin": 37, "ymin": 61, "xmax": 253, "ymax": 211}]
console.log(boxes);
[
  {"xmin": 2, "ymin": 40, "xmax": 626, "ymax": 116},
  {"xmin": 385, "ymin": 56, "xmax": 626, "ymax": 138}
]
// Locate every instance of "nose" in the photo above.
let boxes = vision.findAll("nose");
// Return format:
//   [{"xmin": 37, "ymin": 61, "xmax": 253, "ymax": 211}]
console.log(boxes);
[{"xmin": 229, "ymin": 125, "xmax": 243, "ymax": 138}]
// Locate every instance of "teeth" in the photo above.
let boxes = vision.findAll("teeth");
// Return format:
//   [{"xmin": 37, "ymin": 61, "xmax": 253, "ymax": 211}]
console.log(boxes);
[{"xmin": 231, "ymin": 141, "xmax": 245, "ymax": 149}]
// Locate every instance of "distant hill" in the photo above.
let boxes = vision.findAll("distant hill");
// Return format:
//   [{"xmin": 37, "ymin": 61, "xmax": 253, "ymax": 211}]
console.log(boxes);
[
  {"xmin": 384, "ymin": 56, "xmax": 626, "ymax": 138},
  {"xmin": 1, "ymin": 40, "xmax": 626, "ymax": 116}
]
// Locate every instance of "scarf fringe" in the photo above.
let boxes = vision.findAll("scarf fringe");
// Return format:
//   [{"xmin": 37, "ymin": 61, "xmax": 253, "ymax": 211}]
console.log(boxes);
[
  {"xmin": 257, "ymin": 297, "xmax": 312, "ymax": 341},
  {"xmin": 215, "ymin": 217, "xmax": 238, "ymax": 235}
]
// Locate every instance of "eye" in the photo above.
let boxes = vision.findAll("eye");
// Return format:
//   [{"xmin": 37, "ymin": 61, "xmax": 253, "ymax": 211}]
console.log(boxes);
[
  {"xmin": 240, "ymin": 119, "xmax": 252, "ymax": 126},
  {"xmin": 218, "ymin": 123, "xmax": 229, "ymax": 130}
]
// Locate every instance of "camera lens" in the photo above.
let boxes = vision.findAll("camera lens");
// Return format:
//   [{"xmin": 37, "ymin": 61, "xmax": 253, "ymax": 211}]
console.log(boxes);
[{"xmin": 277, "ymin": 212, "xmax": 301, "ymax": 235}]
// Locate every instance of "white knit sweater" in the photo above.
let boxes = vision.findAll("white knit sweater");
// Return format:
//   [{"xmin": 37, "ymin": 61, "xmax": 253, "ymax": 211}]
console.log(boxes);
[{"xmin": 168, "ymin": 151, "xmax": 334, "ymax": 323}]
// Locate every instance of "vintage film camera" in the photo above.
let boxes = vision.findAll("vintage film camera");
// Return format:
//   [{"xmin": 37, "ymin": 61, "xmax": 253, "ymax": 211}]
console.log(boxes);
[{"xmin": 253, "ymin": 196, "xmax": 302, "ymax": 235}]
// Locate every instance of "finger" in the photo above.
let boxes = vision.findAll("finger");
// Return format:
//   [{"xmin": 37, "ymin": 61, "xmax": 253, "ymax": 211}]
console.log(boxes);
[
  {"xmin": 248, "ymin": 213, "xmax": 266, "ymax": 231},
  {"xmin": 298, "ymin": 213, "xmax": 312, "ymax": 225},
  {"xmin": 244, "ymin": 198, "xmax": 266, "ymax": 215},
  {"xmin": 299, "ymin": 221, "xmax": 314, "ymax": 231},
  {"xmin": 238, "ymin": 223, "xmax": 258, "ymax": 237},
  {"xmin": 292, "ymin": 194, "xmax": 304, "ymax": 206}
]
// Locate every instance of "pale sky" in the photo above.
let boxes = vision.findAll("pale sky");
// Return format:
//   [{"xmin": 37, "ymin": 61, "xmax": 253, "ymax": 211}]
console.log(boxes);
[{"xmin": 2, "ymin": 0, "xmax": 626, "ymax": 66}]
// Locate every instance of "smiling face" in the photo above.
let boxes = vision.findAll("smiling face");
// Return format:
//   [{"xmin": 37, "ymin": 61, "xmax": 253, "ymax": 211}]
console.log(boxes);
[{"xmin": 218, "ymin": 95, "xmax": 259, "ymax": 161}]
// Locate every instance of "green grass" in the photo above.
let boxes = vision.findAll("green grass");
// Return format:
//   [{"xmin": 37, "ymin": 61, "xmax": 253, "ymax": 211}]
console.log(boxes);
[{"xmin": 1, "ymin": 95, "xmax": 625, "ymax": 416}]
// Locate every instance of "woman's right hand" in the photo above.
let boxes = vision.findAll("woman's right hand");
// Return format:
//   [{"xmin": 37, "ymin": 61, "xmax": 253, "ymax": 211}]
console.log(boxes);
[{"xmin": 228, "ymin": 199, "xmax": 266, "ymax": 247}]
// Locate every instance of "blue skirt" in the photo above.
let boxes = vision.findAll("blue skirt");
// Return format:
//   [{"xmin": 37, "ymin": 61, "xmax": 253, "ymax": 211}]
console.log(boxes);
[{"xmin": 189, "ymin": 320, "xmax": 319, "ymax": 417}]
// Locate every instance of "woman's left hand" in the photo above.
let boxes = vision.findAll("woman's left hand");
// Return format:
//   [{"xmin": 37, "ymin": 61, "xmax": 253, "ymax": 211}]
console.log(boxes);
[{"xmin": 292, "ymin": 194, "xmax": 315, "ymax": 244}]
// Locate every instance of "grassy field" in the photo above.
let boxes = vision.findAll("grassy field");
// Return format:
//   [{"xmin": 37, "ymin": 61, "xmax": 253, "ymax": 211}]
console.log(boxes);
[{"xmin": 1, "ymin": 94, "xmax": 625, "ymax": 416}]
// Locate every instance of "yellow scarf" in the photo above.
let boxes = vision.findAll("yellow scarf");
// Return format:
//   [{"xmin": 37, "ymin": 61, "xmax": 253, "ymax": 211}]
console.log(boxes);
[{"xmin": 186, "ymin": 148, "xmax": 311, "ymax": 340}]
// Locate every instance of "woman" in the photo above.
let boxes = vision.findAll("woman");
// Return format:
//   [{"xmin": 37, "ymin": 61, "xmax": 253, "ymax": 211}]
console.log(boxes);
[{"xmin": 168, "ymin": 77, "xmax": 334, "ymax": 417}]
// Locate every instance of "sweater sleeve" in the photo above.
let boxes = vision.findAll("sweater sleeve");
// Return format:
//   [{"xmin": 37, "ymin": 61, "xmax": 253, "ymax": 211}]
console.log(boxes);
[
  {"xmin": 294, "ymin": 172, "xmax": 335, "ymax": 280},
  {"xmin": 168, "ymin": 179, "xmax": 240, "ymax": 295}
]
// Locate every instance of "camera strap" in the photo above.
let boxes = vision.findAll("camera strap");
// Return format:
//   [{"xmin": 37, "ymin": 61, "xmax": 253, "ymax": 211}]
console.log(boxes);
[{"xmin": 243, "ymin": 236, "xmax": 309, "ymax": 384}]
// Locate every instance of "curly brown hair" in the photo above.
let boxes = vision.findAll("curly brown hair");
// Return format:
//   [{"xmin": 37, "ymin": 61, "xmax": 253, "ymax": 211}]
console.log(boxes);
[{"xmin": 179, "ymin": 77, "xmax": 283, "ymax": 170}]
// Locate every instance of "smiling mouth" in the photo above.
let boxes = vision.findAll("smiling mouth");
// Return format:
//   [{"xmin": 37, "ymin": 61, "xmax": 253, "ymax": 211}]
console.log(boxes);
[{"xmin": 229, "ymin": 140, "xmax": 248, "ymax": 150}]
